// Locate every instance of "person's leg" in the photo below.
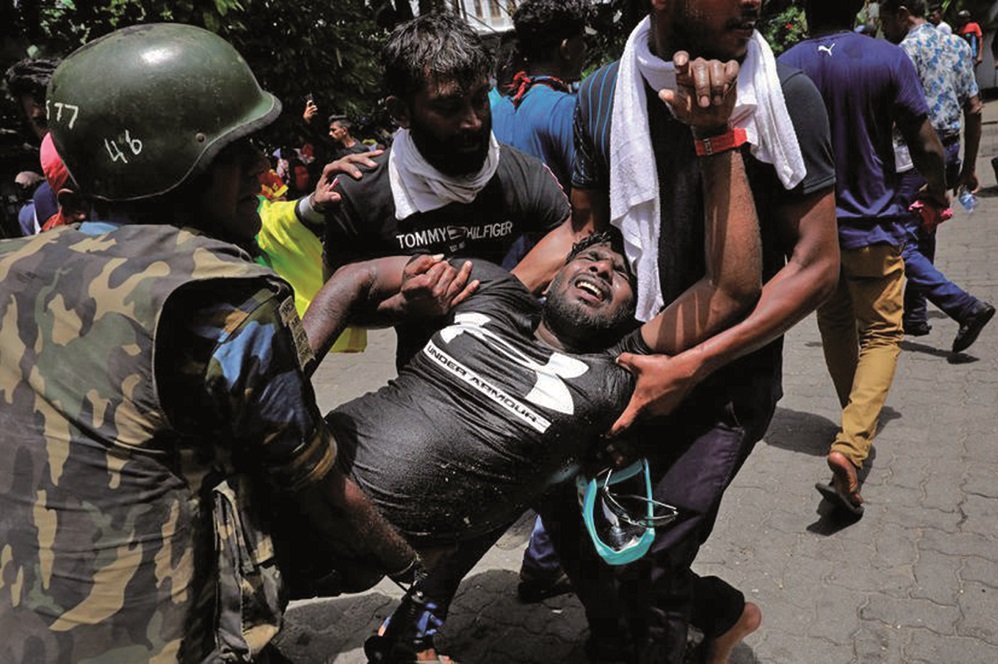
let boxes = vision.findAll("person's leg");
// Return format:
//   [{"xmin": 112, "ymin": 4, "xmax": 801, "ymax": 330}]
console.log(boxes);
[
  {"xmin": 536, "ymin": 483, "xmax": 634, "ymax": 662},
  {"xmin": 829, "ymin": 244, "xmax": 904, "ymax": 472},
  {"xmin": 692, "ymin": 576, "xmax": 761, "ymax": 664},
  {"xmin": 629, "ymin": 398, "xmax": 773, "ymax": 664},
  {"xmin": 903, "ymin": 141, "xmax": 963, "ymax": 329},
  {"xmin": 897, "ymin": 165, "xmax": 930, "ymax": 331},
  {"xmin": 901, "ymin": 232, "xmax": 980, "ymax": 322},
  {"xmin": 815, "ymin": 268, "xmax": 856, "ymax": 408},
  {"xmin": 518, "ymin": 515, "xmax": 571, "ymax": 602},
  {"xmin": 369, "ymin": 527, "xmax": 509, "ymax": 662}
]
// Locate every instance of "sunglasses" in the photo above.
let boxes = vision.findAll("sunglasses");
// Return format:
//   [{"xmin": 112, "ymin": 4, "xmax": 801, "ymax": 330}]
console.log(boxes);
[{"xmin": 597, "ymin": 465, "xmax": 679, "ymax": 528}]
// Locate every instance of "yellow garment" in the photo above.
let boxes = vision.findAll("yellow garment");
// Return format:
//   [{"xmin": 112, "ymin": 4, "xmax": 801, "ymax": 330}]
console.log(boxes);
[{"xmin": 256, "ymin": 198, "xmax": 366, "ymax": 352}]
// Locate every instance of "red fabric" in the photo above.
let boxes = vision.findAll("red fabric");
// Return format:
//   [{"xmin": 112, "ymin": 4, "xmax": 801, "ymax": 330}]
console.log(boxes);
[
  {"xmin": 40, "ymin": 132, "xmax": 69, "ymax": 192},
  {"xmin": 959, "ymin": 21, "xmax": 983, "ymax": 41},
  {"xmin": 41, "ymin": 211, "xmax": 66, "ymax": 232},
  {"xmin": 505, "ymin": 71, "xmax": 572, "ymax": 108},
  {"xmin": 908, "ymin": 198, "xmax": 953, "ymax": 233},
  {"xmin": 693, "ymin": 128, "xmax": 749, "ymax": 157}
]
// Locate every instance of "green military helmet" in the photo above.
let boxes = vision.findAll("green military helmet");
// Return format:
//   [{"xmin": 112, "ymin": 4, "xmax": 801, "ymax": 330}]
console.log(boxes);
[{"xmin": 46, "ymin": 23, "xmax": 281, "ymax": 201}]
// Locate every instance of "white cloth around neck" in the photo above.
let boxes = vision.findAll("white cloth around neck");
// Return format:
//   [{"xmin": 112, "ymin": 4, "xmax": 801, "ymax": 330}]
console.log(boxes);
[{"xmin": 388, "ymin": 128, "xmax": 501, "ymax": 220}]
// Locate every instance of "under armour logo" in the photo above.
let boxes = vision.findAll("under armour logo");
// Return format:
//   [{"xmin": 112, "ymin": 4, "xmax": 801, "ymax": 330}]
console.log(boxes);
[
  {"xmin": 818, "ymin": 44, "xmax": 836, "ymax": 56},
  {"xmin": 439, "ymin": 312, "xmax": 588, "ymax": 414}
]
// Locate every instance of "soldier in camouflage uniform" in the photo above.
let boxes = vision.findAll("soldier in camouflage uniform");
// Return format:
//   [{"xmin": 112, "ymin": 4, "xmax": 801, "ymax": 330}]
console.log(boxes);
[{"xmin": 0, "ymin": 24, "xmax": 422, "ymax": 663}]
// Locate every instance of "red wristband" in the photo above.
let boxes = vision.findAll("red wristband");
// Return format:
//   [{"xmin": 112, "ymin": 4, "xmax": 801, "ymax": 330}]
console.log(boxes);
[{"xmin": 693, "ymin": 127, "xmax": 748, "ymax": 157}]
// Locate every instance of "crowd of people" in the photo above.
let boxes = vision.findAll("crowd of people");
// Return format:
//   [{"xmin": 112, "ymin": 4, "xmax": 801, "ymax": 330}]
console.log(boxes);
[{"xmin": 0, "ymin": 1, "xmax": 994, "ymax": 663}]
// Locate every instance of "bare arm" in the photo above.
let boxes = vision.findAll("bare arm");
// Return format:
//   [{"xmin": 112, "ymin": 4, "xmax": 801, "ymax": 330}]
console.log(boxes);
[
  {"xmin": 302, "ymin": 257, "xmax": 410, "ymax": 372},
  {"xmin": 510, "ymin": 215, "xmax": 576, "ymax": 293},
  {"xmin": 957, "ymin": 95, "xmax": 983, "ymax": 193},
  {"xmin": 611, "ymin": 187, "xmax": 839, "ymax": 435},
  {"xmin": 303, "ymin": 256, "xmax": 476, "ymax": 373},
  {"xmin": 511, "ymin": 186, "xmax": 608, "ymax": 293},
  {"xmin": 638, "ymin": 148, "xmax": 761, "ymax": 354},
  {"xmin": 897, "ymin": 113, "xmax": 948, "ymax": 206},
  {"xmin": 295, "ymin": 462, "xmax": 421, "ymax": 587}
]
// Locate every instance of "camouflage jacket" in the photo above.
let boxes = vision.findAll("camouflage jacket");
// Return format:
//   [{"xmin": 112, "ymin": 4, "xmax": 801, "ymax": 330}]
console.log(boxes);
[{"xmin": 0, "ymin": 223, "xmax": 332, "ymax": 663}]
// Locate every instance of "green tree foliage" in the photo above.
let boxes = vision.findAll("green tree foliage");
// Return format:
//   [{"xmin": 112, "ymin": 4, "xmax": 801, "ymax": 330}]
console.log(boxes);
[
  {"xmin": 1, "ymin": 0, "xmax": 401, "ymax": 147},
  {"xmin": 760, "ymin": 4, "xmax": 808, "ymax": 56}
]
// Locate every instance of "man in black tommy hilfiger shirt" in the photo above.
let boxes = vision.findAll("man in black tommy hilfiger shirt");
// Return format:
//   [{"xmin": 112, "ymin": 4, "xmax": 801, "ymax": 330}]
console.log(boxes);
[
  {"xmin": 316, "ymin": 14, "xmax": 571, "ymax": 301},
  {"xmin": 322, "ymin": 145, "xmax": 569, "ymax": 272}
]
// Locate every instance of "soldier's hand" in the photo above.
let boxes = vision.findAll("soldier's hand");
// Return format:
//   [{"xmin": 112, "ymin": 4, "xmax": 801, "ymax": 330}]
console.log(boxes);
[
  {"xmin": 659, "ymin": 51, "xmax": 739, "ymax": 135},
  {"xmin": 400, "ymin": 255, "xmax": 479, "ymax": 317}
]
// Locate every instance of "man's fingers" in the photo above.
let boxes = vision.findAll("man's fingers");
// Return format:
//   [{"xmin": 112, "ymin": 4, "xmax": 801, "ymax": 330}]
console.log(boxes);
[
  {"xmin": 431, "ymin": 263, "xmax": 456, "ymax": 297},
  {"xmin": 615, "ymin": 352, "xmax": 641, "ymax": 374},
  {"xmin": 673, "ymin": 51, "xmax": 690, "ymax": 76},
  {"xmin": 691, "ymin": 59, "xmax": 711, "ymax": 108},
  {"xmin": 709, "ymin": 59, "xmax": 727, "ymax": 105},
  {"xmin": 406, "ymin": 254, "xmax": 443, "ymax": 277},
  {"xmin": 658, "ymin": 88, "xmax": 678, "ymax": 109},
  {"xmin": 445, "ymin": 260, "xmax": 474, "ymax": 298},
  {"xmin": 450, "ymin": 279, "xmax": 479, "ymax": 307},
  {"xmin": 609, "ymin": 401, "xmax": 640, "ymax": 438},
  {"xmin": 324, "ymin": 151, "xmax": 381, "ymax": 180}
]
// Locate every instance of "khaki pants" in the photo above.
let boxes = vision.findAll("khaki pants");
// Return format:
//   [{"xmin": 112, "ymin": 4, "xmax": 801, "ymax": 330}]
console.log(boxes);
[{"xmin": 816, "ymin": 244, "xmax": 905, "ymax": 468}]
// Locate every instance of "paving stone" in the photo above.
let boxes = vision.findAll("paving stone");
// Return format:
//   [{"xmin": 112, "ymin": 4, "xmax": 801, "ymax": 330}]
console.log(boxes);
[
  {"xmin": 955, "ymin": 582, "xmax": 998, "ymax": 645},
  {"xmin": 958, "ymin": 556, "xmax": 998, "ymax": 589},
  {"xmin": 860, "ymin": 595, "xmax": 960, "ymax": 635},
  {"xmin": 851, "ymin": 622, "xmax": 909, "ymax": 664},
  {"xmin": 904, "ymin": 630, "xmax": 998, "ymax": 664},
  {"xmin": 911, "ymin": 550, "xmax": 962, "ymax": 605}
]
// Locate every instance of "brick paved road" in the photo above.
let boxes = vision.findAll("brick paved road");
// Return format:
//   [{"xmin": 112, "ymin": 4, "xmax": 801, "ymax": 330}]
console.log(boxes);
[{"xmin": 276, "ymin": 100, "xmax": 998, "ymax": 664}]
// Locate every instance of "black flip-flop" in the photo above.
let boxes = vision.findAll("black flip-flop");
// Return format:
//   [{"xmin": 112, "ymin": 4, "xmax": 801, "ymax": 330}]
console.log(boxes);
[{"xmin": 815, "ymin": 481, "xmax": 864, "ymax": 516}]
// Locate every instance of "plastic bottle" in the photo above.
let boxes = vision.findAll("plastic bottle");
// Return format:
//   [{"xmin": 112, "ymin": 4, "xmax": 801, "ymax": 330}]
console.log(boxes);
[{"xmin": 958, "ymin": 187, "xmax": 977, "ymax": 213}]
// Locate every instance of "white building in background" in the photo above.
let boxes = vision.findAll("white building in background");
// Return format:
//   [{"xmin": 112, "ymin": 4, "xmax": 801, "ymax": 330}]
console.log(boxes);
[
  {"xmin": 404, "ymin": 0, "xmax": 515, "ymax": 34},
  {"xmin": 406, "ymin": 0, "xmax": 611, "ymax": 37},
  {"xmin": 450, "ymin": 0, "xmax": 516, "ymax": 34}
]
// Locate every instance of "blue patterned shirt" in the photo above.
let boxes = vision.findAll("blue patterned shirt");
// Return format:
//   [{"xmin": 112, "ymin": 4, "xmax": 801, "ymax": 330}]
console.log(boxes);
[{"xmin": 900, "ymin": 23, "xmax": 979, "ymax": 140}]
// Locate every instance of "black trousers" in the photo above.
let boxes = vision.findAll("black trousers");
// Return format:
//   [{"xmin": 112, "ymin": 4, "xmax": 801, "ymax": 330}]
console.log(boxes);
[{"xmin": 538, "ymin": 390, "xmax": 776, "ymax": 663}]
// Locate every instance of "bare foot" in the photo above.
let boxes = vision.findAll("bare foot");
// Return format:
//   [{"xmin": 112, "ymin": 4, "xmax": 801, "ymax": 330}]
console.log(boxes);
[
  {"xmin": 827, "ymin": 451, "xmax": 863, "ymax": 509},
  {"xmin": 706, "ymin": 601, "xmax": 762, "ymax": 664},
  {"xmin": 416, "ymin": 649, "xmax": 454, "ymax": 663}
]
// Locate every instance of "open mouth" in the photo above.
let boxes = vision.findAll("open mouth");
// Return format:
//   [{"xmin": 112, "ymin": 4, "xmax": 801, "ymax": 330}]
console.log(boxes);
[{"xmin": 574, "ymin": 276, "xmax": 608, "ymax": 303}]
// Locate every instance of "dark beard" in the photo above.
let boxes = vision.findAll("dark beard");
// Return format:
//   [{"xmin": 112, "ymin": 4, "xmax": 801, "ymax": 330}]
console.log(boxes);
[
  {"xmin": 541, "ymin": 283, "xmax": 635, "ymax": 353},
  {"xmin": 409, "ymin": 122, "xmax": 491, "ymax": 177}
]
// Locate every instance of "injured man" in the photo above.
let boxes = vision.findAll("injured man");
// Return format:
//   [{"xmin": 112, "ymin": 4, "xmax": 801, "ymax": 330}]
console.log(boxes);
[{"xmin": 289, "ymin": 114, "xmax": 763, "ymax": 660}]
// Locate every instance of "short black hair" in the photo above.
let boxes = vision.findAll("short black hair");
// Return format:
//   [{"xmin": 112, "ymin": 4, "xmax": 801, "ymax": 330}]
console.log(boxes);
[
  {"xmin": 805, "ymin": 0, "xmax": 865, "ymax": 28},
  {"xmin": 513, "ymin": 0, "xmax": 589, "ymax": 62},
  {"xmin": 328, "ymin": 114, "xmax": 352, "ymax": 129},
  {"xmin": 880, "ymin": 0, "xmax": 927, "ymax": 18},
  {"xmin": 567, "ymin": 229, "xmax": 636, "ymax": 288},
  {"xmin": 4, "ymin": 57, "xmax": 60, "ymax": 102},
  {"xmin": 382, "ymin": 12, "xmax": 493, "ymax": 100}
]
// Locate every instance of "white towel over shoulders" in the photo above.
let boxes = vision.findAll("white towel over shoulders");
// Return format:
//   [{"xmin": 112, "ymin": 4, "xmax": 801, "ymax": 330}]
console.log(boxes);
[{"xmin": 609, "ymin": 17, "xmax": 805, "ymax": 321}]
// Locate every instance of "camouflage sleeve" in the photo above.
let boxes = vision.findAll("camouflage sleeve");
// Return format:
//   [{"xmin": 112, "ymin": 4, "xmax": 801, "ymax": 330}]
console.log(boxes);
[{"xmin": 158, "ymin": 281, "xmax": 333, "ymax": 491}]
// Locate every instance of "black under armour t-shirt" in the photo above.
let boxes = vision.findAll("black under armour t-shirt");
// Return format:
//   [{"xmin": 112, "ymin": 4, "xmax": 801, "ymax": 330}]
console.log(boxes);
[
  {"xmin": 323, "ymin": 144, "xmax": 570, "ymax": 272},
  {"xmin": 326, "ymin": 260, "xmax": 646, "ymax": 545}
]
